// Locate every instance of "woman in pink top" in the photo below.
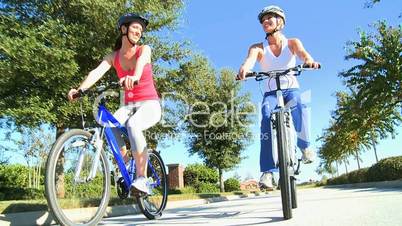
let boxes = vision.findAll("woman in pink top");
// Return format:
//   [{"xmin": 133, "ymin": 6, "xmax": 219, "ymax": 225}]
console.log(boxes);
[{"xmin": 68, "ymin": 13, "xmax": 161, "ymax": 194}]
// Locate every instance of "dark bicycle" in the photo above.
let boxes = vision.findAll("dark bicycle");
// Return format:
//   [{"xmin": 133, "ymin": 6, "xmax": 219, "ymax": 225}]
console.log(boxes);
[
  {"xmin": 239, "ymin": 64, "xmax": 320, "ymax": 219},
  {"xmin": 45, "ymin": 82, "xmax": 168, "ymax": 226}
]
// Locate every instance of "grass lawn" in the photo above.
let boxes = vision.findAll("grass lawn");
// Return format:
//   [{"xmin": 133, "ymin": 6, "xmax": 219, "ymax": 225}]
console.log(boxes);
[{"xmin": 0, "ymin": 190, "xmax": 262, "ymax": 214}]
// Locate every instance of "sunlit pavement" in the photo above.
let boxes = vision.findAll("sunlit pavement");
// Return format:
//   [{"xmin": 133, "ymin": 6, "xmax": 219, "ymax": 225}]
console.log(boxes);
[{"xmin": 100, "ymin": 187, "xmax": 402, "ymax": 226}]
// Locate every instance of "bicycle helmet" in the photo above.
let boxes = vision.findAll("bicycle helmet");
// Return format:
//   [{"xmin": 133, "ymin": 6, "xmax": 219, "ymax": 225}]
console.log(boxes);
[
  {"xmin": 117, "ymin": 13, "xmax": 149, "ymax": 31},
  {"xmin": 258, "ymin": 5, "xmax": 286, "ymax": 24}
]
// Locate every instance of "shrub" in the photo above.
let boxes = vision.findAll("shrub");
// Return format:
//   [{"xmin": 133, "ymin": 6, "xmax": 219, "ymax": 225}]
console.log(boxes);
[
  {"xmin": 0, "ymin": 187, "xmax": 44, "ymax": 200},
  {"xmin": 367, "ymin": 156, "xmax": 402, "ymax": 182},
  {"xmin": 327, "ymin": 174, "xmax": 348, "ymax": 185},
  {"xmin": 169, "ymin": 186, "xmax": 197, "ymax": 194},
  {"xmin": 347, "ymin": 168, "xmax": 369, "ymax": 183},
  {"xmin": 224, "ymin": 178, "xmax": 240, "ymax": 192},
  {"xmin": 0, "ymin": 164, "xmax": 30, "ymax": 188},
  {"xmin": 183, "ymin": 164, "xmax": 218, "ymax": 186},
  {"xmin": 197, "ymin": 182, "xmax": 219, "ymax": 193},
  {"xmin": 326, "ymin": 156, "xmax": 402, "ymax": 185}
]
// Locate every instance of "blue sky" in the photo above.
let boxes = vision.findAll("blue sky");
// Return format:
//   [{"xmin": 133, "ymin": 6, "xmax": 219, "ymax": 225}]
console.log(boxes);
[{"xmin": 159, "ymin": 0, "xmax": 402, "ymax": 182}]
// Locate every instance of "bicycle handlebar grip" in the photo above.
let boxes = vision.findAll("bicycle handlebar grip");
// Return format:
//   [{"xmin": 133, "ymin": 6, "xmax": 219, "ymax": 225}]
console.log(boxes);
[
  {"xmin": 72, "ymin": 89, "xmax": 84, "ymax": 99},
  {"xmin": 302, "ymin": 63, "xmax": 321, "ymax": 69},
  {"xmin": 235, "ymin": 72, "xmax": 257, "ymax": 81}
]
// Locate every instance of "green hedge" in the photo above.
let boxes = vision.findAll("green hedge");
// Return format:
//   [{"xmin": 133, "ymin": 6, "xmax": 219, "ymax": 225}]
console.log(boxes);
[
  {"xmin": 224, "ymin": 178, "xmax": 240, "ymax": 192},
  {"xmin": 197, "ymin": 182, "xmax": 219, "ymax": 193},
  {"xmin": 183, "ymin": 164, "xmax": 218, "ymax": 185},
  {"xmin": 367, "ymin": 156, "xmax": 402, "ymax": 182},
  {"xmin": 327, "ymin": 156, "xmax": 402, "ymax": 185},
  {"xmin": 0, "ymin": 164, "xmax": 31, "ymax": 188},
  {"xmin": 0, "ymin": 187, "xmax": 44, "ymax": 200}
]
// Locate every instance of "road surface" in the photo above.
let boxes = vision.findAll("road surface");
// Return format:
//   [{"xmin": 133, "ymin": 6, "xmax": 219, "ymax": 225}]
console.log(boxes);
[{"xmin": 100, "ymin": 187, "xmax": 402, "ymax": 226}]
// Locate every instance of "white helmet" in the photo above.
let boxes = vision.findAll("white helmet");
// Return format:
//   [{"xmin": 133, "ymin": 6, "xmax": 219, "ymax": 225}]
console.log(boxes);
[{"xmin": 258, "ymin": 5, "xmax": 286, "ymax": 24}]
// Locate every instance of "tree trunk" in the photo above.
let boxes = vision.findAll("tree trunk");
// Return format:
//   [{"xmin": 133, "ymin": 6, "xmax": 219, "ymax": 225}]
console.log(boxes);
[
  {"xmin": 218, "ymin": 168, "xmax": 224, "ymax": 192},
  {"xmin": 355, "ymin": 152, "xmax": 361, "ymax": 170},
  {"xmin": 335, "ymin": 161, "xmax": 339, "ymax": 177},
  {"xmin": 344, "ymin": 160, "xmax": 348, "ymax": 174},
  {"xmin": 371, "ymin": 134, "xmax": 379, "ymax": 163},
  {"xmin": 56, "ymin": 126, "xmax": 65, "ymax": 198}
]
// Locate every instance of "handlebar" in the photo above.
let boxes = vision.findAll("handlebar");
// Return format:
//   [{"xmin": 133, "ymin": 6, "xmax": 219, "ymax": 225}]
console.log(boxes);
[
  {"xmin": 71, "ymin": 82, "xmax": 122, "ymax": 99},
  {"xmin": 236, "ymin": 63, "xmax": 321, "ymax": 81},
  {"xmin": 71, "ymin": 79, "xmax": 141, "ymax": 100}
]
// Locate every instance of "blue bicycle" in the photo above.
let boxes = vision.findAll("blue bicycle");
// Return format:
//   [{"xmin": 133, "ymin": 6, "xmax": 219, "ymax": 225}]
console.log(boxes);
[{"xmin": 45, "ymin": 82, "xmax": 168, "ymax": 226}]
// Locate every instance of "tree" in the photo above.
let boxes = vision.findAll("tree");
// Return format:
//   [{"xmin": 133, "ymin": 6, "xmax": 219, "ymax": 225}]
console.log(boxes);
[
  {"xmin": 174, "ymin": 55, "xmax": 255, "ymax": 192},
  {"xmin": 0, "ymin": 0, "xmax": 190, "ymax": 199},
  {"xmin": 0, "ymin": 0, "xmax": 189, "ymax": 147},
  {"xmin": 317, "ymin": 21, "xmax": 401, "ymax": 174}
]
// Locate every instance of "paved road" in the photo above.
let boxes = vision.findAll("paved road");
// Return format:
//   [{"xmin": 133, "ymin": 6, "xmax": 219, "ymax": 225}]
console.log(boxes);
[{"xmin": 100, "ymin": 187, "xmax": 402, "ymax": 226}]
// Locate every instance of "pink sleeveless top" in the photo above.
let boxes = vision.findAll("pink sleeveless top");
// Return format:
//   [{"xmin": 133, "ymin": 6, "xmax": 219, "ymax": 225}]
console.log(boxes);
[{"xmin": 113, "ymin": 47, "xmax": 159, "ymax": 104}]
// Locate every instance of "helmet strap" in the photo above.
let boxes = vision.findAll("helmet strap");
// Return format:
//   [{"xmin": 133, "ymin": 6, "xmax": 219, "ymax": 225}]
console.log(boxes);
[
  {"xmin": 264, "ymin": 18, "xmax": 280, "ymax": 39},
  {"xmin": 120, "ymin": 24, "xmax": 138, "ymax": 46},
  {"xmin": 265, "ymin": 27, "xmax": 279, "ymax": 39},
  {"xmin": 125, "ymin": 34, "xmax": 137, "ymax": 46}
]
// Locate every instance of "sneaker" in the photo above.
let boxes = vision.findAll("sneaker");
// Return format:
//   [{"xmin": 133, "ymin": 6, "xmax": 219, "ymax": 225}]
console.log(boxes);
[
  {"xmin": 259, "ymin": 172, "xmax": 274, "ymax": 190},
  {"xmin": 301, "ymin": 148, "xmax": 315, "ymax": 164},
  {"xmin": 132, "ymin": 176, "xmax": 151, "ymax": 194}
]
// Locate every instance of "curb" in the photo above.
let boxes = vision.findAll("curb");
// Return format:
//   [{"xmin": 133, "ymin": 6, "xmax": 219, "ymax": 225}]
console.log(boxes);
[{"xmin": 0, "ymin": 193, "xmax": 266, "ymax": 226}]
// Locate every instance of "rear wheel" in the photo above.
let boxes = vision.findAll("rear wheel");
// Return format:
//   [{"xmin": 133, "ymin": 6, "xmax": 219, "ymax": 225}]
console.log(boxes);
[
  {"xmin": 45, "ymin": 129, "xmax": 110, "ymax": 226},
  {"xmin": 276, "ymin": 112, "xmax": 292, "ymax": 220},
  {"xmin": 137, "ymin": 150, "xmax": 168, "ymax": 220}
]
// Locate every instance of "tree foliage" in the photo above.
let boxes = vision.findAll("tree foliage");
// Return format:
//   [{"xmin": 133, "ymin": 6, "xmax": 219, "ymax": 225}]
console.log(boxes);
[
  {"xmin": 317, "ymin": 21, "xmax": 402, "ymax": 173},
  {"xmin": 0, "ymin": 0, "xmax": 190, "ymax": 148},
  {"xmin": 171, "ymin": 55, "xmax": 254, "ymax": 191}
]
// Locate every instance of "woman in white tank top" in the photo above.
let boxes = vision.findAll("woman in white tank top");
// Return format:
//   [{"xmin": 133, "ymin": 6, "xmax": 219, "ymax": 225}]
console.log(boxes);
[{"xmin": 237, "ymin": 5, "xmax": 320, "ymax": 189}]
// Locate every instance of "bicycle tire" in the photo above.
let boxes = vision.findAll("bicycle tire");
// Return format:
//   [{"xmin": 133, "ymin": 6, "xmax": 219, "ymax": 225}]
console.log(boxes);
[
  {"xmin": 45, "ymin": 129, "xmax": 111, "ymax": 226},
  {"xmin": 276, "ymin": 111, "xmax": 292, "ymax": 219},
  {"xmin": 290, "ymin": 176, "xmax": 297, "ymax": 209},
  {"xmin": 137, "ymin": 149, "xmax": 168, "ymax": 220}
]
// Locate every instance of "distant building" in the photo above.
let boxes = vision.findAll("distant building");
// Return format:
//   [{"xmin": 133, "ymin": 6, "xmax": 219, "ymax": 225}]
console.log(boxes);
[{"xmin": 240, "ymin": 179, "xmax": 258, "ymax": 191}]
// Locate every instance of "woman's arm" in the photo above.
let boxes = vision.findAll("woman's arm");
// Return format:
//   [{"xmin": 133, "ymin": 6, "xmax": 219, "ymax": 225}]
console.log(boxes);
[
  {"xmin": 289, "ymin": 38, "xmax": 320, "ymax": 68},
  {"xmin": 125, "ymin": 45, "xmax": 151, "ymax": 89},
  {"xmin": 68, "ymin": 54, "xmax": 113, "ymax": 100},
  {"xmin": 238, "ymin": 43, "xmax": 262, "ymax": 80}
]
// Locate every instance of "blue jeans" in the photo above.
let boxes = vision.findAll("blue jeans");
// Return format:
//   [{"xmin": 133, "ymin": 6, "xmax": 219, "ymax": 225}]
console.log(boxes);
[{"xmin": 260, "ymin": 89, "xmax": 310, "ymax": 172}]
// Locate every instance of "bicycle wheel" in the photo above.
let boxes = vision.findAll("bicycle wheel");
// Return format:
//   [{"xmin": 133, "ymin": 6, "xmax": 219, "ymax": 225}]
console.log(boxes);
[
  {"xmin": 285, "ymin": 112, "xmax": 298, "ymax": 209},
  {"xmin": 275, "ymin": 111, "xmax": 292, "ymax": 219},
  {"xmin": 291, "ymin": 176, "xmax": 297, "ymax": 209},
  {"xmin": 45, "ymin": 129, "xmax": 111, "ymax": 226},
  {"xmin": 137, "ymin": 149, "xmax": 168, "ymax": 220}
]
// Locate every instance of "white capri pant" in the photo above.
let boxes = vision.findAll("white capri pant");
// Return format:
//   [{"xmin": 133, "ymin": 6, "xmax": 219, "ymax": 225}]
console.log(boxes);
[{"xmin": 112, "ymin": 100, "xmax": 161, "ymax": 152}]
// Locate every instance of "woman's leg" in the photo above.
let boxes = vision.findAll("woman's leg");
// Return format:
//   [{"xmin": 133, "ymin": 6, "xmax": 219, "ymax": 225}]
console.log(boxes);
[
  {"xmin": 284, "ymin": 89, "xmax": 310, "ymax": 150},
  {"xmin": 125, "ymin": 100, "xmax": 161, "ymax": 178},
  {"xmin": 112, "ymin": 106, "xmax": 133, "ymax": 163},
  {"xmin": 260, "ymin": 92, "xmax": 278, "ymax": 172}
]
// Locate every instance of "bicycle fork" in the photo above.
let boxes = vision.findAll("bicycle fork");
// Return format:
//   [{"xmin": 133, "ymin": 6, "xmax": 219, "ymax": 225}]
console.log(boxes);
[
  {"xmin": 73, "ymin": 128, "xmax": 104, "ymax": 183},
  {"xmin": 270, "ymin": 90, "xmax": 297, "ymax": 171}
]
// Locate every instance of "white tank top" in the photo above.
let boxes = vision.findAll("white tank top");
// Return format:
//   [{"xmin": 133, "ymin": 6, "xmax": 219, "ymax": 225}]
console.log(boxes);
[{"xmin": 259, "ymin": 36, "xmax": 299, "ymax": 92}]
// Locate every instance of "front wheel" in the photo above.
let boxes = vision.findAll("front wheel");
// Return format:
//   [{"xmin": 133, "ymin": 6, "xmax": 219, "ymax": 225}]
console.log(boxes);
[
  {"xmin": 276, "ymin": 111, "xmax": 292, "ymax": 220},
  {"xmin": 291, "ymin": 176, "xmax": 297, "ymax": 209},
  {"xmin": 45, "ymin": 129, "xmax": 110, "ymax": 226},
  {"xmin": 137, "ymin": 149, "xmax": 168, "ymax": 220}
]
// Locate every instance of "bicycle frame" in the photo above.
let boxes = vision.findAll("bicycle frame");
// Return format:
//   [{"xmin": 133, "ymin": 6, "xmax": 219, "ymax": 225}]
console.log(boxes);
[
  {"xmin": 75, "ymin": 100, "xmax": 162, "ymax": 193},
  {"xmin": 270, "ymin": 75, "xmax": 297, "ymax": 170}
]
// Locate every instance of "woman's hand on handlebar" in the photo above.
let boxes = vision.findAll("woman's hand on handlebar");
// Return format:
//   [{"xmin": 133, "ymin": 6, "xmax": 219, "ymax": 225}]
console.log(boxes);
[
  {"xmin": 303, "ymin": 60, "xmax": 321, "ymax": 69},
  {"xmin": 67, "ymin": 88, "xmax": 79, "ymax": 101},
  {"xmin": 120, "ymin": 76, "xmax": 138, "ymax": 90},
  {"xmin": 237, "ymin": 67, "xmax": 251, "ymax": 80}
]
